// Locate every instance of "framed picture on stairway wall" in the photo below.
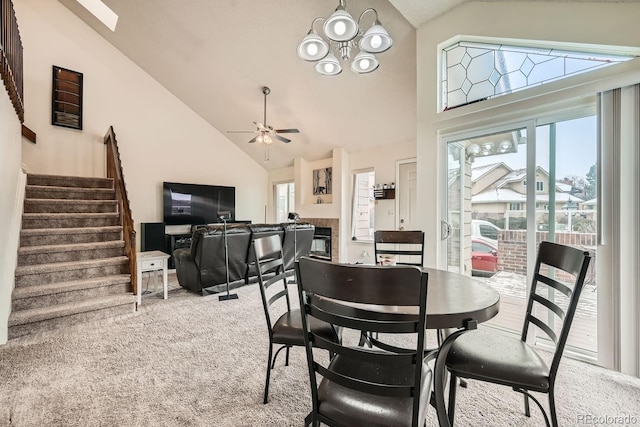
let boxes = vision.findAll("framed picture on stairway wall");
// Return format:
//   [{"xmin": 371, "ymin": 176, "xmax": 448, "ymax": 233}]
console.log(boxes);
[{"xmin": 51, "ymin": 65, "xmax": 83, "ymax": 130}]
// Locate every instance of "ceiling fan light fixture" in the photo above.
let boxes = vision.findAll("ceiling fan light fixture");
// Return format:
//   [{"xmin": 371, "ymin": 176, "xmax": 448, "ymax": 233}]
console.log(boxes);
[
  {"xmin": 351, "ymin": 51, "xmax": 378, "ymax": 74},
  {"xmin": 315, "ymin": 53, "xmax": 343, "ymax": 76},
  {"xmin": 297, "ymin": 33, "xmax": 329, "ymax": 61},
  {"xmin": 359, "ymin": 23, "xmax": 393, "ymax": 53},
  {"xmin": 226, "ymin": 86, "xmax": 300, "ymax": 163}
]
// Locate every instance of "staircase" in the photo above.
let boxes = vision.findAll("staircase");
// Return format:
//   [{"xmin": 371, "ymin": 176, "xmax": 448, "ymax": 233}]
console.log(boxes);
[{"xmin": 9, "ymin": 174, "xmax": 135, "ymax": 339}]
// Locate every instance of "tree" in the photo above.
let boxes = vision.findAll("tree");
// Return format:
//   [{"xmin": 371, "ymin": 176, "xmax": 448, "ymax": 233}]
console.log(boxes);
[
  {"xmin": 561, "ymin": 174, "xmax": 587, "ymax": 196},
  {"xmin": 584, "ymin": 164, "xmax": 597, "ymax": 200}
]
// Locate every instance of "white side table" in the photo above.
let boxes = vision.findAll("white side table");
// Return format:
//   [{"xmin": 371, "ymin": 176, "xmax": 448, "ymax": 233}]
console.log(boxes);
[{"xmin": 136, "ymin": 250, "xmax": 170, "ymax": 306}]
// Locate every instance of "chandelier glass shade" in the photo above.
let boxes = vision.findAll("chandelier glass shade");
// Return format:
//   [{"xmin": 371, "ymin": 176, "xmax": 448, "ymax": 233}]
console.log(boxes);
[{"xmin": 297, "ymin": 1, "xmax": 393, "ymax": 76}]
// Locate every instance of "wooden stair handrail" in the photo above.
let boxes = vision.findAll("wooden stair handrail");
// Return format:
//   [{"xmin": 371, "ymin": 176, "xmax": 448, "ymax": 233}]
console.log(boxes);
[
  {"xmin": 104, "ymin": 126, "xmax": 138, "ymax": 299},
  {"xmin": 0, "ymin": 0, "xmax": 24, "ymax": 122}
]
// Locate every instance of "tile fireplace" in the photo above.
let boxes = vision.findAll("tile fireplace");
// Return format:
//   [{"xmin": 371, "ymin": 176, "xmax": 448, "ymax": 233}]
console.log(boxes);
[
  {"xmin": 301, "ymin": 218, "xmax": 339, "ymax": 262},
  {"xmin": 310, "ymin": 227, "xmax": 331, "ymax": 261}
]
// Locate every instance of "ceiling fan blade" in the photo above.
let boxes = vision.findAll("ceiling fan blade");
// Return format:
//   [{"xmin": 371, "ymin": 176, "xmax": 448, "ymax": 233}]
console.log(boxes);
[
  {"xmin": 275, "ymin": 128, "xmax": 300, "ymax": 134},
  {"xmin": 274, "ymin": 134, "xmax": 291, "ymax": 143},
  {"xmin": 248, "ymin": 135, "xmax": 259, "ymax": 143},
  {"xmin": 254, "ymin": 121, "xmax": 268, "ymax": 131}
]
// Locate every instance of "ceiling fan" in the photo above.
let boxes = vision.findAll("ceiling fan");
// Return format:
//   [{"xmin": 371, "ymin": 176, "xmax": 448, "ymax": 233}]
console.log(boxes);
[{"xmin": 227, "ymin": 86, "xmax": 300, "ymax": 145}]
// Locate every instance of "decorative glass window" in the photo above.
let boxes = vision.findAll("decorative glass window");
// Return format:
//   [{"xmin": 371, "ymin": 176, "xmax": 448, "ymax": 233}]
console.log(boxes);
[
  {"xmin": 351, "ymin": 171, "xmax": 375, "ymax": 241},
  {"xmin": 442, "ymin": 40, "xmax": 635, "ymax": 110}
]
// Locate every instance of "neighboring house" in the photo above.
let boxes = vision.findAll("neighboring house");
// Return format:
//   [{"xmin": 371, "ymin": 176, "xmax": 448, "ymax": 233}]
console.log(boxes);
[{"xmin": 471, "ymin": 163, "xmax": 583, "ymax": 220}]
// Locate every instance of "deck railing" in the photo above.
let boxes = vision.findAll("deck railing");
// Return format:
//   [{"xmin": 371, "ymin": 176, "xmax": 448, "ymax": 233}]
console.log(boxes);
[
  {"xmin": 104, "ymin": 126, "xmax": 138, "ymax": 298},
  {"xmin": 0, "ymin": 0, "xmax": 24, "ymax": 122}
]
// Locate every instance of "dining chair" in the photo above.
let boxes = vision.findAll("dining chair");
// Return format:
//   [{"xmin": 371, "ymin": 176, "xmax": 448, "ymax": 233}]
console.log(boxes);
[
  {"xmin": 374, "ymin": 230, "xmax": 425, "ymax": 266},
  {"xmin": 296, "ymin": 257, "xmax": 434, "ymax": 427},
  {"xmin": 253, "ymin": 235, "xmax": 339, "ymax": 404},
  {"xmin": 360, "ymin": 230, "xmax": 426, "ymax": 348},
  {"xmin": 445, "ymin": 241, "xmax": 592, "ymax": 427}
]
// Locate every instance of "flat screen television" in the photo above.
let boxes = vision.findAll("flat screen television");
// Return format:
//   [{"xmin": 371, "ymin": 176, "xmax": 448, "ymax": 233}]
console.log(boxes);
[{"xmin": 163, "ymin": 182, "xmax": 235, "ymax": 225}]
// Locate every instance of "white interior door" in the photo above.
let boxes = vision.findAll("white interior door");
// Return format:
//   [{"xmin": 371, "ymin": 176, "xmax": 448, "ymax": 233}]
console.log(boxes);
[{"xmin": 397, "ymin": 160, "xmax": 418, "ymax": 231}]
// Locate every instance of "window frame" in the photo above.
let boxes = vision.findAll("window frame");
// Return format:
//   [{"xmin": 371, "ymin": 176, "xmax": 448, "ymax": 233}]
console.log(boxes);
[
  {"xmin": 273, "ymin": 181, "xmax": 295, "ymax": 223},
  {"xmin": 351, "ymin": 169, "xmax": 375, "ymax": 242}
]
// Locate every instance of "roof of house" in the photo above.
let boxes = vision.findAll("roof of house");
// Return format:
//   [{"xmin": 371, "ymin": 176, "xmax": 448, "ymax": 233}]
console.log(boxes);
[{"xmin": 471, "ymin": 162, "xmax": 511, "ymax": 182}]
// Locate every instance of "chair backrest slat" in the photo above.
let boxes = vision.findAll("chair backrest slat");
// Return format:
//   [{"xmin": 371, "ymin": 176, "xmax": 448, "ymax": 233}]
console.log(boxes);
[
  {"xmin": 316, "ymin": 364, "xmax": 415, "ymax": 398},
  {"xmin": 535, "ymin": 273, "xmax": 572, "ymax": 297},
  {"xmin": 259, "ymin": 257, "xmax": 283, "ymax": 275},
  {"xmin": 527, "ymin": 313, "xmax": 559, "ymax": 344},
  {"xmin": 267, "ymin": 288, "xmax": 288, "ymax": 307},
  {"xmin": 308, "ymin": 304, "xmax": 418, "ymax": 334},
  {"xmin": 530, "ymin": 293, "xmax": 565, "ymax": 321}
]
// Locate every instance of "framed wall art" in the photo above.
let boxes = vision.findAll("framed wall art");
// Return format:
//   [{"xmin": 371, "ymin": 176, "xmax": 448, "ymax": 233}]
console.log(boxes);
[
  {"xmin": 313, "ymin": 167, "xmax": 332, "ymax": 195},
  {"xmin": 52, "ymin": 65, "xmax": 83, "ymax": 130}
]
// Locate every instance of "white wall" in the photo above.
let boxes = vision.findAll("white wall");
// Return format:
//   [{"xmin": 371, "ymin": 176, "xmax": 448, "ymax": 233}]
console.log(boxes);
[
  {"xmin": 416, "ymin": 1, "xmax": 640, "ymax": 268},
  {"xmin": 0, "ymin": 84, "xmax": 23, "ymax": 344},
  {"xmin": 14, "ymin": 0, "xmax": 268, "ymax": 235}
]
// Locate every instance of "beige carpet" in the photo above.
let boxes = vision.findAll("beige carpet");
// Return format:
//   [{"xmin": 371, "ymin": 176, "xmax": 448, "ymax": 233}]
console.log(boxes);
[{"xmin": 1, "ymin": 275, "xmax": 639, "ymax": 426}]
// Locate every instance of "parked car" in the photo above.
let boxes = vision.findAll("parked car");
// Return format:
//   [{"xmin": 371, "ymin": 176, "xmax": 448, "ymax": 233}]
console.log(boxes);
[
  {"xmin": 472, "ymin": 237, "xmax": 498, "ymax": 277},
  {"xmin": 471, "ymin": 219, "xmax": 501, "ymax": 246}
]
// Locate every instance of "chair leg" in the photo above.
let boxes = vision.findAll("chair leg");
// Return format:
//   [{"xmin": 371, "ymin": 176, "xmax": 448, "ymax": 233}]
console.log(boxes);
[
  {"xmin": 523, "ymin": 392, "xmax": 530, "ymax": 417},
  {"xmin": 285, "ymin": 346, "xmax": 290, "ymax": 366},
  {"xmin": 549, "ymin": 389, "xmax": 558, "ymax": 427},
  {"xmin": 264, "ymin": 343, "xmax": 273, "ymax": 404},
  {"xmin": 515, "ymin": 388, "xmax": 551, "ymax": 427},
  {"xmin": 448, "ymin": 372, "xmax": 458, "ymax": 425}
]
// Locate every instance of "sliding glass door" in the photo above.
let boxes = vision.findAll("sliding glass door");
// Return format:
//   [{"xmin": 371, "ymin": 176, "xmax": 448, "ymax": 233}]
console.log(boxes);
[{"xmin": 443, "ymin": 111, "xmax": 598, "ymax": 357}]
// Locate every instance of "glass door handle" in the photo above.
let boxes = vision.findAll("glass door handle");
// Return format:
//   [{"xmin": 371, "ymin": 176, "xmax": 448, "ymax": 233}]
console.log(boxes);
[{"xmin": 440, "ymin": 220, "xmax": 451, "ymax": 240}]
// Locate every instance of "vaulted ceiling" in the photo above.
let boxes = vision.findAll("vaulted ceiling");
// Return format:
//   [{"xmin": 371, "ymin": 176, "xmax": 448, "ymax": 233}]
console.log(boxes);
[{"xmin": 58, "ymin": 0, "xmax": 638, "ymax": 169}]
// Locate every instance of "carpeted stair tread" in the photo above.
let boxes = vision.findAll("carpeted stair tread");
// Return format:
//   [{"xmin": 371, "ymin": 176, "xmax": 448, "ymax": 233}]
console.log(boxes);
[
  {"xmin": 21, "ymin": 212, "xmax": 121, "ymax": 229},
  {"xmin": 23, "ymin": 212, "xmax": 120, "ymax": 219},
  {"xmin": 8, "ymin": 294, "xmax": 134, "ymax": 327},
  {"xmin": 12, "ymin": 274, "xmax": 131, "ymax": 299},
  {"xmin": 24, "ymin": 198, "xmax": 118, "ymax": 213},
  {"xmin": 26, "ymin": 184, "xmax": 115, "ymax": 200},
  {"xmin": 15, "ymin": 256, "xmax": 128, "ymax": 276},
  {"xmin": 21, "ymin": 225, "xmax": 122, "ymax": 237},
  {"xmin": 27, "ymin": 174, "xmax": 114, "ymax": 189},
  {"xmin": 18, "ymin": 240, "xmax": 125, "ymax": 255}
]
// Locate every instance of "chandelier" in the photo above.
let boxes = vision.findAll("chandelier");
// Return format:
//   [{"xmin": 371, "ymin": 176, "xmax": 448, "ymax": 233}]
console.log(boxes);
[{"xmin": 297, "ymin": 0, "xmax": 393, "ymax": 76}]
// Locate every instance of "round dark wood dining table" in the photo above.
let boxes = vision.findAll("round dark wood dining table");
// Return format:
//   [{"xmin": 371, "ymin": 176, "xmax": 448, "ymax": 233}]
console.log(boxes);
[{"xmin": 314, "ymin": 266, "xmax": 500, "ymax": 427}]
